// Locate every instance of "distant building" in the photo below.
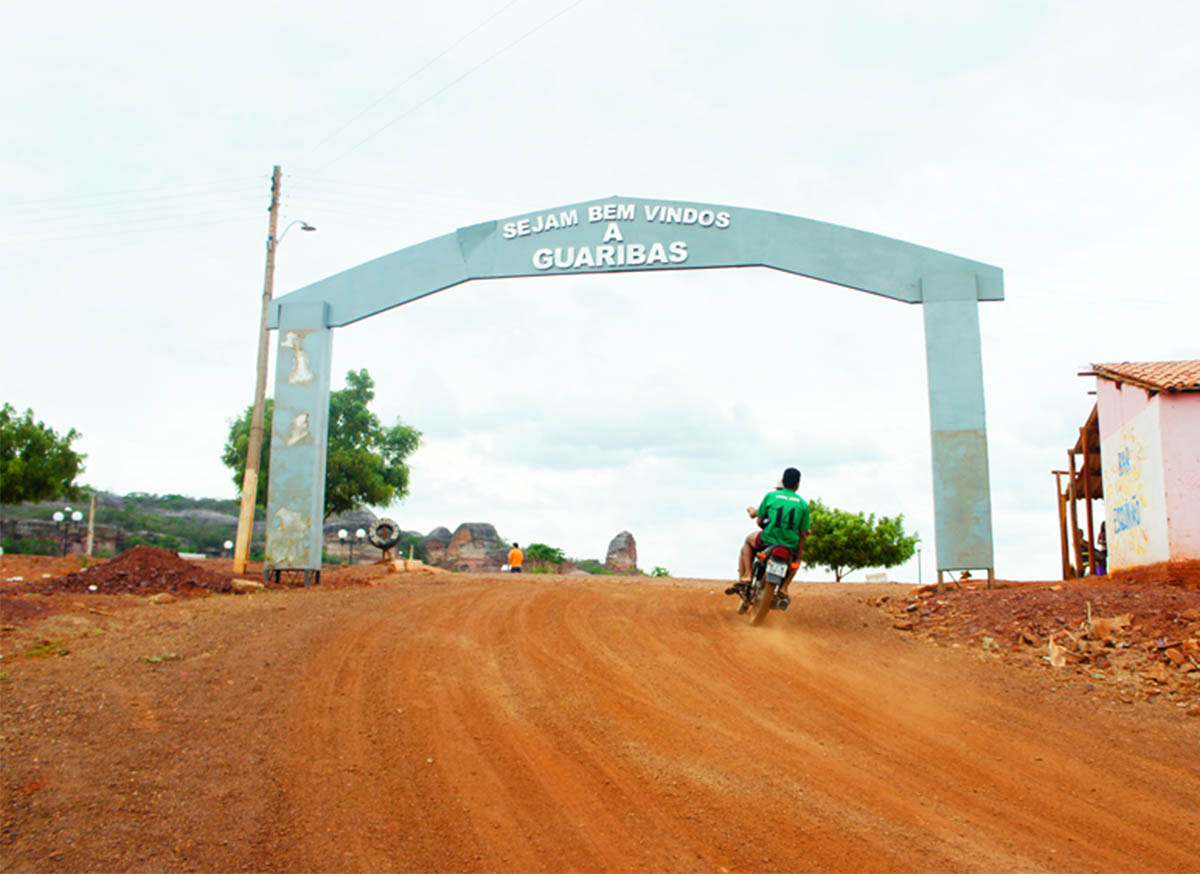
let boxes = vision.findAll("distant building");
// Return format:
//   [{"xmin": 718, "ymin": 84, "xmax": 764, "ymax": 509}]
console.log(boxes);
[{"xmin": 1089, "ymin": 361, "xmax": 1200, "ymax": 570}]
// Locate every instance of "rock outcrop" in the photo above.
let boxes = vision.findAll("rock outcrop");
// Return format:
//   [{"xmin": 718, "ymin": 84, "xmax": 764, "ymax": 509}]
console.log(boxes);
[
  {"xmin": 444, "ymin": 523, "xmax": 508, "ymax": 572},
  {"xmin": 421, "ymin": 527, "xmax": 453, "ymax": 565},
  {"xmin": 605, "ymin": 531, "xmax": 638, "ymax": 572}
]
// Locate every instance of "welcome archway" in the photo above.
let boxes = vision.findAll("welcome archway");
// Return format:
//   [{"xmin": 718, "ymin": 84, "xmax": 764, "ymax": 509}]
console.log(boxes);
[{"xmin": 263, "ymin": 196, "xmax": 1003, "ymax": 582}]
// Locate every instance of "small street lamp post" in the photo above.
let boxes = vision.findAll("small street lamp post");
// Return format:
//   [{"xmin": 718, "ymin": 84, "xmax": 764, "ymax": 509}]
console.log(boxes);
[
  {"xmin": 355, "ymin": 528, "xmax": 367, "ymax": 564},
  {"xmin": 52, "ymin": 508, "xmax": 83, "ymax": 557},
  {"xmin": 338, "ymin": 528, "xmax": 349, "ymax": 564}
]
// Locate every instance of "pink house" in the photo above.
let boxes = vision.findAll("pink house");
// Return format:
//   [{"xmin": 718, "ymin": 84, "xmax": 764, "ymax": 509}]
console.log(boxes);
[{"xmin": 1091, "ymin": 361, "xmax": 1200, "ymax": 571}]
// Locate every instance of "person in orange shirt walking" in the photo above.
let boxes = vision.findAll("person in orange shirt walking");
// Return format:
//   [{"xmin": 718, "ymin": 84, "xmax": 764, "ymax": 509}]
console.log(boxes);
[{"xmin": 507, "ymin": 543, "xmax": 524, "ymax": 573}]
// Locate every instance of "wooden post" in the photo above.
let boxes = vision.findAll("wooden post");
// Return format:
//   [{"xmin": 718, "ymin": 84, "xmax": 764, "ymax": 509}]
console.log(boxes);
[
  {"xmin": 1053, "ymin": 471, "xmax": 1071, "ymax": 581},
  {"xmin": 1067, "ymin": 450, "xmax": 1082, "ymax": 578},
  {"xmin": 1081, "ymin": 426, "xmax": 1096, "ymax": 576}
]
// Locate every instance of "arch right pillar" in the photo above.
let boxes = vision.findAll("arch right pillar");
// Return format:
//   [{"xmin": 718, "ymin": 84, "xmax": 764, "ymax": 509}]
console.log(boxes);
[{"xmin": 921, "ymin": 271, "xmax": 995, "ymax": 579}]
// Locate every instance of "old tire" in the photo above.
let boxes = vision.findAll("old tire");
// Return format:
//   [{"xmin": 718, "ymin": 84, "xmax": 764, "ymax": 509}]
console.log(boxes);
[{"xmin": 367, "ymin": 518, "xmax": 402, "ymax": 550}]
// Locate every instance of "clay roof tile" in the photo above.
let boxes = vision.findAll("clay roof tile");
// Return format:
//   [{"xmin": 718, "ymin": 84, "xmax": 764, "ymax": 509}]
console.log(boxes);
[{"xmin": 1090, "ymin": 360, "xmax": 1200, "ymax": 392}]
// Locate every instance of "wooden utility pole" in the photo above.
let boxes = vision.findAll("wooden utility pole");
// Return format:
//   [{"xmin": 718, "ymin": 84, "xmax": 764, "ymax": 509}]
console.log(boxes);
[
  {"xmin": 85, "ymin": 492, "xmax": 95, "ymax": 557},
  {"xmin": 233, "ymin": 165, "xmax": 282, "ymax": 576}
]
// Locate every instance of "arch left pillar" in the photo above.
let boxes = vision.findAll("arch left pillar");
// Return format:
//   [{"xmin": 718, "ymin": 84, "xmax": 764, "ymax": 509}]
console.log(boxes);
[{"xmin": 263, "ymin": 300, "xmax": 332, "ymax": 585}]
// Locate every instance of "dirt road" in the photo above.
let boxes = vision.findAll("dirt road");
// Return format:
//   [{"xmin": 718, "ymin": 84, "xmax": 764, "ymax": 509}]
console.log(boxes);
[{"xmin": 3, "ymin": 574, "xmax": 1198, "ymax": 872}]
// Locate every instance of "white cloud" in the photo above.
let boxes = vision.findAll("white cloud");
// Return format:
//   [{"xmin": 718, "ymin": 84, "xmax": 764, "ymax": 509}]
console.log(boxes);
[{"xmin": 4, "ymin": 0, "xmax": 1197, "ymax": 581}]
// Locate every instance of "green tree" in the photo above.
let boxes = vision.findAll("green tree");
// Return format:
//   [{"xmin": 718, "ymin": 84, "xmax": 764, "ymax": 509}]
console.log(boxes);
[
  {"xmin": 802, "ymin": 499, "xmax": 918, "ymax": 582},
  {"xmin": 221, "ymin": 369, "xmax": 421, "ymax": 519},
  {"xmin": 0, "ymin": 404, "xmax": 86, "ymax": 504},
  {"xmin": 525, "ymin": 542, "xmax": 566, "ymax": 572}
]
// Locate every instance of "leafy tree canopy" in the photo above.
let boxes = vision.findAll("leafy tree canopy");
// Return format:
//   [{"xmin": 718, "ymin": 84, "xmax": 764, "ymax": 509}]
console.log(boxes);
[
  {"xmin": 221, "ymin": 369, "xmax": 421, "ymax": 520},
  {"xmin": 802, "ymin": 498, "xmax": 918, "ymax": 582},
  {"xmin": 525, "ymin": 543, "xmax": 566, "ymax": 569},
  {"xmin": 1, "ymin": 403, "xmax": 86, "ymax": 504}
]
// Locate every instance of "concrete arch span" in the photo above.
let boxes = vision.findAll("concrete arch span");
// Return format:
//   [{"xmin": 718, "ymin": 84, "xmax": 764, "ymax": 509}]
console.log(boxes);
[{"xmin": 264, "ymin": 196, "xmax": 1003, "ymax": 581}]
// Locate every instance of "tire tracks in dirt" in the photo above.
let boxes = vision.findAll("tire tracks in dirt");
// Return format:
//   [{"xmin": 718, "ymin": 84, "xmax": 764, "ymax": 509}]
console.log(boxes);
[{"xmin": 277, "ymin": 578, "xmax": 1200, "ymax": 872}]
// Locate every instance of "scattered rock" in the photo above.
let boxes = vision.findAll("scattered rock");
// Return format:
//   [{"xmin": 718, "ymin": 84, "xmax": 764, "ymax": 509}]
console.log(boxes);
[
  {"xmin": 1089, "ymin": 613, "xmax": 1132, "ymax": 642},
  {"xmin": 389, "ymin": 559, "xmax": 440, "ymax": 573},
  {"xmin": 232, "ymin": 579, "xmax": 266, "ymax": 594},
  {"xmin": 1142, "ymin": 663, "xmax": 1170, "ymax": 684},
  {"xmin": 148, "ymin": 593, "xmax": 176, "ymax": 605},
  {"xmin": 1047, "ymin": 635, "xmax": 1069, "ymax": 668}
]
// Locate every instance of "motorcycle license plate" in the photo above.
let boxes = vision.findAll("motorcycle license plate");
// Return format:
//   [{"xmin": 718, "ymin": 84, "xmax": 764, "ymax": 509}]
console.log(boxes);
[{"xmin": 766, "ymin": 559, "xmax": 788, "ymax": 578}]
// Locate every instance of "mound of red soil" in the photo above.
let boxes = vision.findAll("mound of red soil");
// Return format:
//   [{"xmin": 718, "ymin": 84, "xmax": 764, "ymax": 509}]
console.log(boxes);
[
  {"xmin": 881, "ymin": 575, "xmax": 1200, "ymax": 706},
  {"xmin": 14, "ymin": 545, "xmax": 237, "ymax": 596}
]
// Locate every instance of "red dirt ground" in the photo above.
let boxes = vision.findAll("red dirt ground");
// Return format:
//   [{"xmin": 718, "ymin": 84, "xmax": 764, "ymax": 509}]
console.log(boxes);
[{"xmin": 1, "ymin": 554, "xmax": 1198, "ymax": 872}]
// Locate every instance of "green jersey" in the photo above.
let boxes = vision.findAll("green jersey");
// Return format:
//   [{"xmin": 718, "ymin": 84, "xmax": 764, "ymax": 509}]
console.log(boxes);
[{"xmin": 757, "ymin": 488, "xmax": 811, "ymax": 550}]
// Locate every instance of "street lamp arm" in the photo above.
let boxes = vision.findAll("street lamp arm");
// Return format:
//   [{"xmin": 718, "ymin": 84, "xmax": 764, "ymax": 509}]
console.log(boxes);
[{"xmin": 272, "ymin": 219, "xmax": 317, "ymax": 251}]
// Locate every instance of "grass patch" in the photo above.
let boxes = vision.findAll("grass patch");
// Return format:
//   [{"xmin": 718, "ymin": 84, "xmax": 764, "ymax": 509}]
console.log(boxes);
[
  {"xmin": 139, "ymin": 651, "xmax": 180, "ymax": 665},
  {"xmin": 23, "ymin": 639, "xmax": 68, "ymax": 658}
]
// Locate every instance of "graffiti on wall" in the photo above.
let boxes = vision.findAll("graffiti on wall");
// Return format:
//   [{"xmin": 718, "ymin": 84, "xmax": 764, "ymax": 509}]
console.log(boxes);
[{"xmin": 1101, "ymin": 404, "xmax": 1168, "ymax": 569}]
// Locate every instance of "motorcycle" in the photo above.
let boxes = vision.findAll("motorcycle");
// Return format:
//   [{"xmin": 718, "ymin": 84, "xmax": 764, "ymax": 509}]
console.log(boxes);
[{"xmin": 738, "ymin": 543, "xmax": 794, "ymax": 625}]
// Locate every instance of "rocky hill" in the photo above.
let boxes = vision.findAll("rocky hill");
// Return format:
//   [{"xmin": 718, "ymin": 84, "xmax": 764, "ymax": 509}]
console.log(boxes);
[{"xmin": 2, "ymin": 493, "xmax": 637, "ymax": 574}]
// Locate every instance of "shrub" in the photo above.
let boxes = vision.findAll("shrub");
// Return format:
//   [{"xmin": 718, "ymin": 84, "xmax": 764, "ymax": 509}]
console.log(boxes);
[
  {"xmin": 1, "ymin": 536, "xmax": 58, "ymax": 556},
  {"xmin": 525, "ymin": 542, "xmax": 566, "ymax": 572}
]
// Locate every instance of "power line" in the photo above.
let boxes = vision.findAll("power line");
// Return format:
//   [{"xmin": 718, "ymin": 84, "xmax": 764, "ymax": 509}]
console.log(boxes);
[
  {"xmin": 0, "ymin": 176, "xmax": 261, "ymax": 211},
  {"xmin": 5, "ymin": 192, "xmax": 264, "ymax": 229},
  {"xmin": 306, "ymin": 0, "xmax": 523, "ymax": 157},
  {"xmin": 315, "ymin": 0, "xmax": 587, "ymax": 172},
  {"xmin": 3, "ymin": 209, "xmax": 255, "ymax": 246}
]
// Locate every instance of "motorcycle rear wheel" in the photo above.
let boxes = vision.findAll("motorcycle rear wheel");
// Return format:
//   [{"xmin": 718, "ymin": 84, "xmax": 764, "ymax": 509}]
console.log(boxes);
[{"xmin": 747, "ymin": 565, "xmax": 773, "ymax": 626}]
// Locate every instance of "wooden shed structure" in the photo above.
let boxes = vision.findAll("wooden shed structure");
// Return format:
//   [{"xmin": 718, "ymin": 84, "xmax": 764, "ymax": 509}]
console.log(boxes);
[{"xmin": 1054, "ymin": 403, "xmax": 1103, "ymax": 579}]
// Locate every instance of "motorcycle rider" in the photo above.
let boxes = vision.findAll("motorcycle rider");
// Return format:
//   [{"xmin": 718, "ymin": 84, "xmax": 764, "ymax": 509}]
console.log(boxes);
[{"xmin": 726, "ymin": 467, "xmax": 811, "ymax": 605}]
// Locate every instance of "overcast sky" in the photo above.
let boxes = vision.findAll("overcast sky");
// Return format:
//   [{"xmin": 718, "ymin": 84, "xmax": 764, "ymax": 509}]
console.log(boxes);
[{"xmin": 3, "ymin": 0, "xmax": 1197, "ymax": 581}]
